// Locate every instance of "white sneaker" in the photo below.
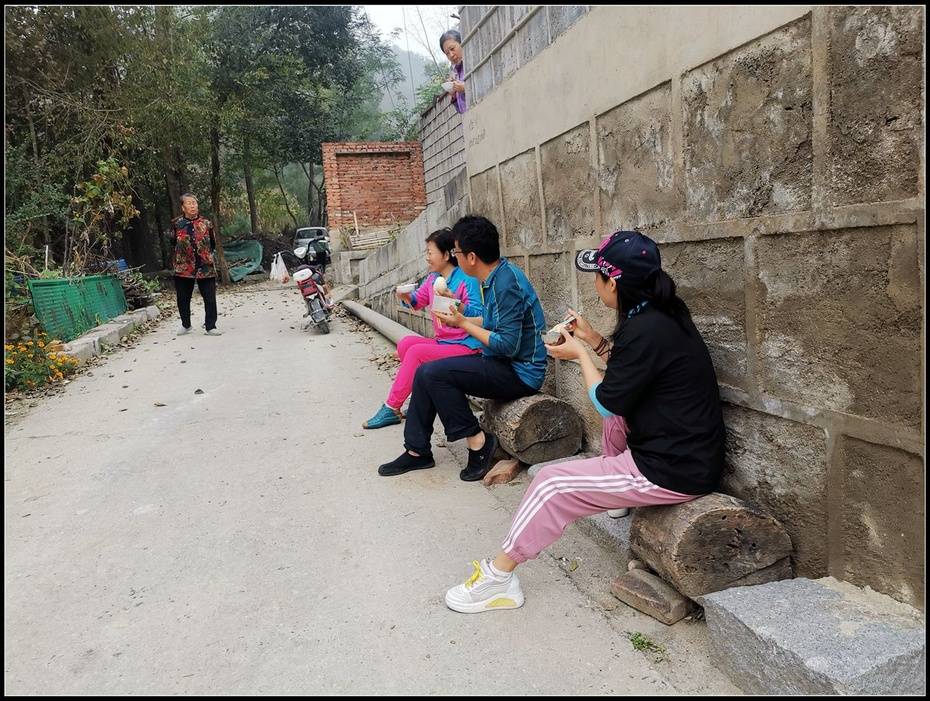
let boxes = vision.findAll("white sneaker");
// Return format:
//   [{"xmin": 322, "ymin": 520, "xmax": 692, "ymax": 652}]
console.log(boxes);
[
  {"xmin": 607, "ymin": 508, "xmax": 631, "ymax": 518},
  {"xmin": 178, "ymin": 325, "xmax": 191, "ymax": 335},
  {"xmin": 204, "ymin": 328, "xmax": 223, "ymax": 336},
  {"xmin": 445, "ymin": 559, "xmax": 524, "ymax": 613}
]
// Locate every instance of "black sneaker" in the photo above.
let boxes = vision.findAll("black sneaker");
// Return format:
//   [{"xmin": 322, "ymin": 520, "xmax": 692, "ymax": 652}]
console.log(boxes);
[
  {"xmin": 460, "ymin": 432, "xmax": 499, "ymax": 482},
  {"xmin": 378, "ymin": 451, "xmax": 435, "ymax": 477}
]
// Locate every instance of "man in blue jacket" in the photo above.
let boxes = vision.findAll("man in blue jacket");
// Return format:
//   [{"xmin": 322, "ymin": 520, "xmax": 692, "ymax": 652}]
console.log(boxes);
[{"xmin": 378, "ymin": 215, "xmax": 548, "ymax": 482}]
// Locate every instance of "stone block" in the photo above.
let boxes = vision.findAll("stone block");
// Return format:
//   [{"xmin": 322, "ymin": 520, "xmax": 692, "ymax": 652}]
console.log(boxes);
[
  {"xmin": 541, "ymin": 123, "xmax": 596, "ymax": 245},
  {"xmin": 517, "ymin": 6, "xmax": 549, "ymax": 65},
  {"xmin": 94, "ymin": 323, "xmax": 125, "ymax": 348},
  {"xmin": 483, "ymin": 458, "xmax": 523, "ymax": 486},
  {"xmin": 827, "ymin": 6, "xmax": 924, "ymax": 206},
  {"xmin": 721, "ymin": 405, "xmax": 828, "ymax": 577},
  {"xmin": 468, "ymin": 166, "xmax": 502, "ymax": 227},
  {"xmin": 611, "ymin": 569, "xmax": 695, "ymax": 625},
  {"xmin": 682, "ymin": 18, "xmax": 812, "ymax": 221},
  {"xmin": 505, "ymin": 5, "xmax": 531, "ymax": 28},
  {"xmin": 471, "ymin": 59, "xmax": 495, "ymax": 104},
  {"xmin": 839, "ymin": 438, "xmax": 924, "ymax": 609},
  {"xmin": 598, "ymin": 82, "xmax": 679, "ymax": 231},
  {"xmin": 701, "ymin": 577, "xmax": 926, "ymax": 695},
  {"xmin": 481, "ymin": 7, "xmax": 503, "ymax": 56},
  {"xmin": 661, "ymin": 238, "xmax": 746, "ymax": 385},
  {"xmin": 547, "ymin": 5, "xmax": 588, "ymax": 40},
  {"xmin": 63, "ymin": 338, "xmax": 99, "ymax": 364},
  {"xmin": 754, "ymin": 225, "xmax": 921, "ymax": 429},
  {"xmin": 528, "ymin": 253, "xmax": 571, "ymax": 328},
  {"xmin": 492, "ymin": 33, "xmax": 521, "ymax": 86},
  {"xmin": 499, "ymin": 149, "xmax": 543, "ymax": 249}
]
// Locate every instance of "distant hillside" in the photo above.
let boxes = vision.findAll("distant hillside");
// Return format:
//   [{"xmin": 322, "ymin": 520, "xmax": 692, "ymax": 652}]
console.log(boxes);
[{"xmin": 379, "ymin": 45, "xmax": 443, "ymax": 113}]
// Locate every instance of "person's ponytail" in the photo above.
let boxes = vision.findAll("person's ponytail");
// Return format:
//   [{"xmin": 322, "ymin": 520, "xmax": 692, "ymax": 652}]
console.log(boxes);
[{"xmin": 609, "ymin": 269, "xmax": 695, "ymax": 339}]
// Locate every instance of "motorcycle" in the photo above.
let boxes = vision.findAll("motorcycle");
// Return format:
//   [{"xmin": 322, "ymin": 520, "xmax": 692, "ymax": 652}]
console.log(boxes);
[
  {"xmin": 293, "ymin": 264, "xmax": 333, "ymax": 334},
  {"xmin": 293, "ymin": 237, "xmax": 332, "ymax": 274}
]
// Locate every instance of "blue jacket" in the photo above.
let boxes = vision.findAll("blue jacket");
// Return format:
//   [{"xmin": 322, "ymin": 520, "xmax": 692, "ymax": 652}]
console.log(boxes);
[{"xmin": 480, "ymin": 258, "xmax": 547, "ymax": 389}]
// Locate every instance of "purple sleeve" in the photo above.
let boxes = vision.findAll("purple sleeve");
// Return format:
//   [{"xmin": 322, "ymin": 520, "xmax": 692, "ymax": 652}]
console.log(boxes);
[{"xmin": 455, "ymin": 63, "xmax": 467, "ymax": 114}]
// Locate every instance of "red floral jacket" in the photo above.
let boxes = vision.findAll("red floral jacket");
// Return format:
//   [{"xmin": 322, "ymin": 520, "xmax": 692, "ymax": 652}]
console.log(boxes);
[{"xmin": 173, "ymin": 215, "xmax": 216, "ymax": 279}]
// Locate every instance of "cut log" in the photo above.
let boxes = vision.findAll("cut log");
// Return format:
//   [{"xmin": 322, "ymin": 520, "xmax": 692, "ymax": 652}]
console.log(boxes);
[
  {"xmin": 479, "ymin": 394, "xmax": 583, "ymax": 464},
  {"xmin": 629, "ymin": 492, "xmax": 793, "ymax": 599}
]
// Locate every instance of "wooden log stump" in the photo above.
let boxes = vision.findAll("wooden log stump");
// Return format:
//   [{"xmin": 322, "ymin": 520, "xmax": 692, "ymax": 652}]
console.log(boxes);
[
  {"xmin": 629, "ymin": 492, "xmax": 793, "ymax": 600},
  {"xmin": 479, "ymin": 394, "xmax": 583, "ymax": 465}
]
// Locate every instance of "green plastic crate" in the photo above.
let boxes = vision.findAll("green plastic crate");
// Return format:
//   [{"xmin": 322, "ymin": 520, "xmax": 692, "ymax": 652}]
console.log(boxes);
[{"xmin": 28, "ymin": 275, "xmax": 127, "ymax": 342}]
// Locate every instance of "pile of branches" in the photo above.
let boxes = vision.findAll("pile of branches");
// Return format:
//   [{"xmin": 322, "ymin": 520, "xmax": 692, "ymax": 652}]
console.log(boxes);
[{"xmin": 116, "ymin": 266, "xmax": 161, "ymax": 310}]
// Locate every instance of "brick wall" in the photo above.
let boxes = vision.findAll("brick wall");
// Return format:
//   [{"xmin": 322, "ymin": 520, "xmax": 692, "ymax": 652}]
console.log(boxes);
[{"xmin": 321, "ymin": 142, "xmax": 427, "ymax": 234}]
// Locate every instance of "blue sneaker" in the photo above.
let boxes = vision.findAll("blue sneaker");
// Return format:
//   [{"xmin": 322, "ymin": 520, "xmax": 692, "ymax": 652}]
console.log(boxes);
[{"xmin": 363, "ymin": 404, "xmax": 403, "ymax": 429}]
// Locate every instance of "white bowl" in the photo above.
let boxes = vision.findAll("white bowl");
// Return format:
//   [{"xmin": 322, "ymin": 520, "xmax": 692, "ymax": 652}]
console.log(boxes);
[
  {"xmin": 441, "ymin": 81, "xmax": 454, "ymax": 93},
  {"xmin": 431, "ymin": 295, "xmax": 458, "ymax": 314},
  {"xmin": 396, "ymin": 283, "xmax": 417, "ymax": 294}
]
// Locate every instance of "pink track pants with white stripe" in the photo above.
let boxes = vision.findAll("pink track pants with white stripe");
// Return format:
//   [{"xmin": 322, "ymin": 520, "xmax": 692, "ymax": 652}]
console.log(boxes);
[{"xmin": 502, "ymin": 415, "xmax": 700, "ymax": 564}]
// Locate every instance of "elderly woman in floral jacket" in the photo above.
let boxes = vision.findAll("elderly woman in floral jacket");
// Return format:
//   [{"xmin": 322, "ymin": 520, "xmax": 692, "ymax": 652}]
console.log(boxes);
[{"xmin": 173, "ymin": 193, "xmax": 222, "ymax": 336}]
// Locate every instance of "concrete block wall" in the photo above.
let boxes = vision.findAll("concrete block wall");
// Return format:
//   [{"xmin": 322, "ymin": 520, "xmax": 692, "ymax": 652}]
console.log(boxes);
[
  {"xmin": 458, "ymin": 6, "xmax": 590, "ymax": 105},
  {"xmin": 459, "ymin": 5, "xmax": 925, "ymax": 608},
  {"xmin": 321, "ymin": 142, "xmax": 427, "ymax": 236},
  {"xmin": 419, "ymin": 96, "xmax": 466, "ymax": 206}
]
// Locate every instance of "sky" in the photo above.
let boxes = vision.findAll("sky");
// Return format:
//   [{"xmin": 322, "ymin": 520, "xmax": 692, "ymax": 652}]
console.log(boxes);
[{"xmin": 363, "ymin": 5, "xmax": 460, "ymax": 61}]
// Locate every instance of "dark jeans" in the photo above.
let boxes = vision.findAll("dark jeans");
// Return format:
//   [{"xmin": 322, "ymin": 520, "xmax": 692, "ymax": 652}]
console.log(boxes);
[
  {"xmin": 175, "ymin": 275, "xmax": 218, "ymax": 330},
  {"xmin": 404, "ymin": 355, "xmax": 538, "ymax": 455}
]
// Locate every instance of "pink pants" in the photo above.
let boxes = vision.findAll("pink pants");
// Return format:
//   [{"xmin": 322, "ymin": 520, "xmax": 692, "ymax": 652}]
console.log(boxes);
[
  {"xmin": 386, "ymin": 336, "xmax": 480, "ymax": 410},
  {"xmin": 502, "ymin": 415, "xmax": 700, "ymax": 563}
]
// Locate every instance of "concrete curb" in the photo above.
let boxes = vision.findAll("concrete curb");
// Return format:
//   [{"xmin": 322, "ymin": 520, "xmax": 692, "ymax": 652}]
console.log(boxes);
[{"xmin": 62, "ymin": 305, "xmax": 161, "ymax": 364}]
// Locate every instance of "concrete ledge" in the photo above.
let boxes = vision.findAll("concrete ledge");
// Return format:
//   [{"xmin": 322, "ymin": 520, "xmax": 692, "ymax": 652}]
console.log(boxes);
[
  {"xmin": 701, "ymin": 577, "xmax": 926, "ymax": 695},
  {"xmin": 62, "ymin": 305, "xmax": 160, "ymax": 365},
  {"xmin": 330, "ymin": 285, "xmax": 359, "ymax": 304}
]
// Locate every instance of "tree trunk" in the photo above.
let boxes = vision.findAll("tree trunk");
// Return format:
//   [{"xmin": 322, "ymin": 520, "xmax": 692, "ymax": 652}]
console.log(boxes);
[
  {"xmin": 273, "ymin": 164, "xmax": 300, "ymax": 228},
  {"xmin": 26, "ymin": 106, "xmax": 49, "ymax": 249},
  {"xmin": 243, "ymin": 137, "xmax": 259, "ymax": 234},
  {"xmin": 317, "ymin": 180, "xmax": 327, "ymax": 227},
  {"xmin": 629, "ymin": 493, "xmax": 794, "ymax": 599},
  {"xmin": 479, "ymin": 394, "xmax": 584, "ymax": 464},
  {"xmin": 156, "ymin": 198, "xmax": 171, "ymax": 271},
  {"xmin": 299, "ymin": 161, "xmax": 314, "ymax": 223},
  {"xmin": 210, "ymin": 124, "xmax": 231, "ymax": 285},
  {"xmin": 164, "ymin": 166, "xmax": 181, "ymax": 218}
]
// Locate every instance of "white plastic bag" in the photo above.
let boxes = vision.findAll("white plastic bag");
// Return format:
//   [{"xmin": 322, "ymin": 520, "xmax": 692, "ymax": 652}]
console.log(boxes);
[
  {"xmin": 270, "ymin": 253, "xmax": 290, "ymax": 284},
  {"xmin": 269, "ymin": 253, "xmax": 280, "ymax": 282}
]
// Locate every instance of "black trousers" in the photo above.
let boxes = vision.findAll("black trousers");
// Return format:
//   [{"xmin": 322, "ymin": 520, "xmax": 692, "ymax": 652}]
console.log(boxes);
[
  {"xmin": 404, "ymin": 355, "xmax": 537, "ymax": 455},
  {"xmin": 175, "ymin": 275, "xmax": 218, "ymax": 330}
]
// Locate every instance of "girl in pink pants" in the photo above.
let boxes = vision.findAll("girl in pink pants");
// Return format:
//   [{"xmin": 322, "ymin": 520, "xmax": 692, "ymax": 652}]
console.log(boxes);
[
  {"xmin": 363, "ymin": 228, "xmax": 482, "ymax": 430},
  {"xmin": 445, "ymin": 230, "xmax": 726, "ymax": 613}
]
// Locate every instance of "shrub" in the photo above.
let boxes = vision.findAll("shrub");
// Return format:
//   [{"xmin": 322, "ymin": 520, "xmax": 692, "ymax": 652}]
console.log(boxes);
[{"xmin": 4, "ymin": 333, "xmax": 80, "ymax": 391}]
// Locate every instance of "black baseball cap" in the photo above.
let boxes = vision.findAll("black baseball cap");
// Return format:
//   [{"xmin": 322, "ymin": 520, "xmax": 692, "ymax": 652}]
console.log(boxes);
[{"xmin": 574, "ymin": 231, "xmax": 661, "ymax": 287}]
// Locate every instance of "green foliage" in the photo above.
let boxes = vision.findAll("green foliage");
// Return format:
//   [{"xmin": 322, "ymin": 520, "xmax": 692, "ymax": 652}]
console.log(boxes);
[
  {"xmin": 4, "ymin": 5, "xmax": 404, "ymax": 276},
  {"xmin": 626, "ymin": 632, "xmax": 668, "ymax": 662},
  {"xmin": 69, "ymin": 157, "xmax": 140, "ymax": 269}
]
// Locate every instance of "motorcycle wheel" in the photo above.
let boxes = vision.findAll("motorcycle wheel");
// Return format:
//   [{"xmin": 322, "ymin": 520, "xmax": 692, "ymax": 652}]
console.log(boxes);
[{"xmin": 318, "ymin": 320, "xmax": 330, "ymax": 335}]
